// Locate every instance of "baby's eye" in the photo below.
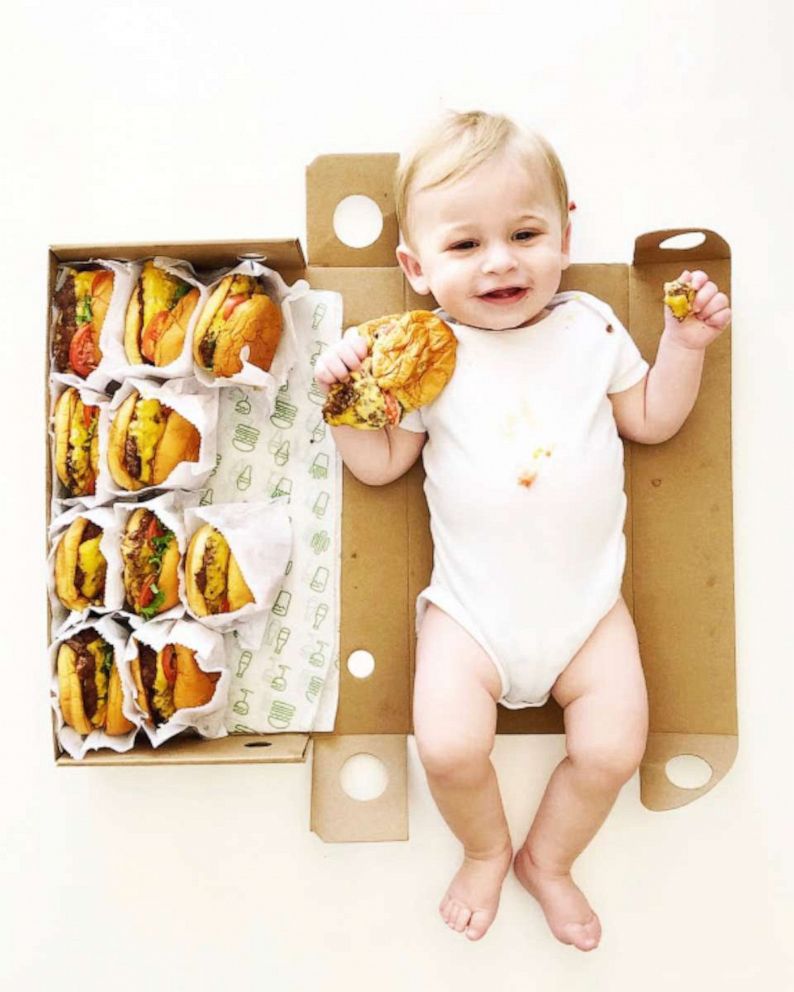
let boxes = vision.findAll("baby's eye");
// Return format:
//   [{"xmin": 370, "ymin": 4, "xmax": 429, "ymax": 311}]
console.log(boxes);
[
  {"xmin": 513, "ymin": 230, "xmax": 538, "ymax": 241},
  {"xmin": 449, "ymin": 240, "xmax": 477, "ymax": 251}
]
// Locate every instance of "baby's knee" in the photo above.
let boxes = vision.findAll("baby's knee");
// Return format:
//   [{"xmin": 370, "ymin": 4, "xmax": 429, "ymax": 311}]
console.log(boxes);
[
  {"xmin": 569, "ymin": 736, "xmax": 645, "ymax": 788},
  {"xmin": 415, "ymin": 729, "xmax": 493, "ymax": 782}
]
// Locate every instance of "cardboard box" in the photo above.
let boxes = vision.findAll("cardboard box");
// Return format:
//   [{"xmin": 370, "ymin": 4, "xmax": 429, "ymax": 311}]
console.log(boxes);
[{"xmin": 48, "ymin": 154, "xmax": 737, "ymax": 845}]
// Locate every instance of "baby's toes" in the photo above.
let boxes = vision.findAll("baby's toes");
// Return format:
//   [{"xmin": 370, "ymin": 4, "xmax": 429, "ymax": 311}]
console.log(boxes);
[
  {"xmin": 465, "ymin": 908, "xmax": 492, "ymax": 941},
  {"xmin": 439, "ymin": 894, "xmax": 454, "ymax": 924},
  {"xmin": 450, "ymin": 900, "xmax": 472, "ymax": 932}
]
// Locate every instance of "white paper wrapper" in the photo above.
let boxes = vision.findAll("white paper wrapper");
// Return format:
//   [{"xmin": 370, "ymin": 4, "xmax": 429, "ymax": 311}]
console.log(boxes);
[
  {"xmin": 49, "ymin": 259, "xmax": 139, "ymax": 394},
  {"xmin": 113, "ymin": 491, "xmax": 193, "ymax": 625},
  {"xmin": 118, "ymin": 618, "xmax": 229, "ymax": 746},
  {"xmin": 193, "ymin": 259, "xmax": 307, "ymax": 394},
  {"xmin": 50, "ymin": 614, "xmax": 140, "ymax": 760},
  {"xmin": 102, "ymin": 376, "xmax": 218, "ymax": 496},
  {"xmin": 182, "ymin": 501, "xmax": 292, "ymax": 648},
  {"xmin": 47, "ymin": 504, "xmax": 125, "ymax": 638},
  {"xmin": 101, "ymin": 256, "xmax": 209, "ymax": 381},
  {"xmin": 48, "ymin": 380, "xmax": 113, "ymax": 516}
]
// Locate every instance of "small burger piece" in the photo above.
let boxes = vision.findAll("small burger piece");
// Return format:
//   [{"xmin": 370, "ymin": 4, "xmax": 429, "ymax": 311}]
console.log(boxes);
[
  {"xmin": 53, "ymin": 387, "xmax": 100, "ymax": 498},
  {"xmin": 663, "ymin": 279, "xmax": 696, "ymax": 321},
  {"xmin": 322, "ymin": 310, "xmax": 457, "ymax": 430},
  {"xmin": 124, "ymin": 260, "xmax": 200, "ymax": 367},
  {"xmin": 107, "ymin": 389, "xmax": 200, "ymax": 491},
  {"xmin": 131, "ymin": 641, "xmax": 220, "ymax": 726},
  {"xmin": 193, "ymin": 274, "xmax": 282, "ymax": 377},
  {"xmin": 185, "ymin": 523, "xmax": 254, "ymax": 616},
  {"xmin": 52, "ymin": 266, "xmax": 114, "ymax": 377},
  {"xmin": 57, "ymin": 630, "xmax": 134, "ymax": 736},
  {"xmin": 120, "ymin": 508, "xmax": 180, "ymax": 620},
  {"xmin": 54, "ymin": 516, "xmax": 107, "ymax": 612}
]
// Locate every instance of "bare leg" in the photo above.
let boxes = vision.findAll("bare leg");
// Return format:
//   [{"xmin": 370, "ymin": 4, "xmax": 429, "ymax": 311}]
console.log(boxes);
[
  {"xmin": 413, "ymin": 603, "xmax": 512, "ymax": 941},
  {"xmin": 514, "ymin": 597, "xmax": 649, "ymax": 951}
]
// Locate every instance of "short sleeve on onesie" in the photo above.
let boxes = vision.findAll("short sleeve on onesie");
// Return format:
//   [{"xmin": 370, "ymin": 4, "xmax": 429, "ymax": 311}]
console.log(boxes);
[{"xmin": 398, "ymin": 408, "xmax": 426, "ymax": 433}]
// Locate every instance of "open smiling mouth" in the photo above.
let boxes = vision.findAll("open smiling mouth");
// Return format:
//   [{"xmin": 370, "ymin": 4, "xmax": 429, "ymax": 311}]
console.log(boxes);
[{"xmin": 478, "ymin": 287, "xmax": 527, "ymax": 303}]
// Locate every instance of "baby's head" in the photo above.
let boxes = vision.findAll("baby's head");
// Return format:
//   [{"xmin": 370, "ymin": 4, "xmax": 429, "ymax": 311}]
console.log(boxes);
[{"xmin": 395, "ymin": 110, "xmax": 572, "ymax": 331}]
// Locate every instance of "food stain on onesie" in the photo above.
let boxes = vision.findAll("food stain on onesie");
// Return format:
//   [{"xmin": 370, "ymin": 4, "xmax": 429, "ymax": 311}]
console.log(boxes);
[
  {"xmin": 499, "ymin": 401, "xmax": 554, "ymax": 490},
  {"xmin": 517, "ymin": 447, "xmax": 553, "ymax": 488}
]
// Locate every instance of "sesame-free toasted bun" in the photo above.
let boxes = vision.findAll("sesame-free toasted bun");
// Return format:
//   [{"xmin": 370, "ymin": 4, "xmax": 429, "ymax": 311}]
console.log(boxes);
[
  {"xmin": 107, "ymin": 391, "xmax": 143, "ymax": 491},
  {"xmin": 227, "ymin": 554, "xmax": 254, "ymax": 611},
  {"xmin": 151, "ymin": 410, "xmax": 200, "ymax": 484},
  {"xmin": 129, "ymin": 654, "xmax": 151, "ymax": 722},
  {"xmin": 91, "ymin": 269, "xmax": 113, "ymax": 334},
  {"xmin": 192, "ymin": 276, "xmax": 233, "ymax": 365},
  {"xmin": 153, "ymin": 287, "xmax": 200, "ymax": 366},
  {"xmin": 57, "ymin": 643, "xmax": 93, "ymax": 736},
  {"xmin": 212, "ymin": 294, "xmax": 283, "ymax": 377},
  {"xmin": 53, "ymin": 388, "xmax": 77, "ymax": 490},
  {"xmin": 54, "ymin": 517, "xmax": 91, "ymax": 611},
  {"xmin": 184, "ymin": 523, "xmax": 214, "ymax": 617},
  {"xmin": 123, "ymin": 285, "xmax": 144, "ymax": 365},
  {"xmin": 106, "ymin": 664, "xmax": 134, "ymax": 735},
  {"xmin": 173, "ymin": 645, "xmax": 220, "ymax": 710}
]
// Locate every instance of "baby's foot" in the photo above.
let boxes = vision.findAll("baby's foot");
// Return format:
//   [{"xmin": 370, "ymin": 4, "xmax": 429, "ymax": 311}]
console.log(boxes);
[
  {"xmin": 439, "ymin": 841, "xmax": 513, "ymax": 941},
  {"xmin": 513, "ymin": 845, "xmax": 602, "ymax": 951}
]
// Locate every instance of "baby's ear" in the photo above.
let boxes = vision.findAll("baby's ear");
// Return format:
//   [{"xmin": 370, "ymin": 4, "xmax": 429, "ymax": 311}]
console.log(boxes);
[{"xmin": 396, "ymin": 243, "xmax": 431, "ymax": 296}]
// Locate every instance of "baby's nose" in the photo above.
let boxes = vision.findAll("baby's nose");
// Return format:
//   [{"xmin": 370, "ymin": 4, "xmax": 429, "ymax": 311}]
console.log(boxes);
[{"xmin": 481, "ymin": 243, "xmax": 518, "ymax": 274}]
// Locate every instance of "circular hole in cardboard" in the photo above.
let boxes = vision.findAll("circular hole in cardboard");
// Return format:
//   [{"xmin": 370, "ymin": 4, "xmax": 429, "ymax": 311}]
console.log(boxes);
[
  {"xmin": 347, "ymin": 649, "xmax": 375, "ymax": 679},
  {"xmin": 340, "ymin": 753, "xmax": 389, "ymax": 802},
  {"xmin": 658, "ymin": 232, "xmax": 706, "ymax": 250},
  {"xmin": 665, "ymin": 754, "xmax": 713, "ymax": 789},
  {"xmin": 333, "ymin": 195, "xmax": 383, "ymax": 249}
]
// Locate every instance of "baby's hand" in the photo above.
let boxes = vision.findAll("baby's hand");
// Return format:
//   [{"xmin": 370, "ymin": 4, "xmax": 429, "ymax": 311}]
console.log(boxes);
[
  {"xmin": 313, "ymin": 328, "xmax": 369, "ymax": 394},
  {"xmin": 663, "ymin": 269, "xmax": 732, "ymax": 350}
]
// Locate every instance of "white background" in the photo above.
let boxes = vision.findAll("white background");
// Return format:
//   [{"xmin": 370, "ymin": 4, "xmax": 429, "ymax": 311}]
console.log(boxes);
[{"xmin": 2, "ymin": 0, "xmax": 793, "ymax": 989}]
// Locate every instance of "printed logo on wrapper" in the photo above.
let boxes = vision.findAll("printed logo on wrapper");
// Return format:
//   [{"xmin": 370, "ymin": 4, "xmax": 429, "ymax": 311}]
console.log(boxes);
[
  {"xmin": 117, "ymin": 618, "xmax": 229, "ymax": 747},
  {"xmin": 182, "ymin": 500, "xmax": 293, "ymax": 650},
  {"xmin": 49, "ymin": 614, "xmax": 139, "ymax": 760}
]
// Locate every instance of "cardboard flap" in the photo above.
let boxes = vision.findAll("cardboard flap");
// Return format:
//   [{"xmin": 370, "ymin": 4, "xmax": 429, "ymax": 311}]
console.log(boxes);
[
  {"xmin": 641, "ymin": 732, "xmax": 738, "ymax": 810},
  {"xmin": 310, "ymin": 735, "xmax": 408, "ymax": 842},
  {"xmin": 307, "ymin": 154, "xmax": 400, "ymax": 268},
  {"xmin": 56, "ymin": 734, "xmax": 310, "ymax": 766},
  {"xmin": 633, "ymin": 228, "xmax": 731, "ymax": 266},
  {"xmin": 50, "ymin": 239, "xmax": 306, "ymax": 273}
]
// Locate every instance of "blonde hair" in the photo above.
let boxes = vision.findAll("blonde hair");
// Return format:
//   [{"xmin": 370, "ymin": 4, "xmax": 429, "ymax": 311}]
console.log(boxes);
[{"xmin": 395, "ymin": 110, "xmax": 570, "ymax": 249}]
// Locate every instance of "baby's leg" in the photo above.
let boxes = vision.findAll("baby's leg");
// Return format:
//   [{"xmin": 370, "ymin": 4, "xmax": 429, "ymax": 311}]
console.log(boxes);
[
  {"xmin": 514, "ymin": 597, "xmax": 648, "ymax": 951},
  {"xmin": 413, "ymin": 602, "xmax": 512, "ymax": 941}
]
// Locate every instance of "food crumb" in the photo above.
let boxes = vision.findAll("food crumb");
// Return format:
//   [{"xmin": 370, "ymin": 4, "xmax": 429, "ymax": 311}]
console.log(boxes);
[{"xmin": 517, "ymin": 470, "xmax": 537, "ymax": 488}]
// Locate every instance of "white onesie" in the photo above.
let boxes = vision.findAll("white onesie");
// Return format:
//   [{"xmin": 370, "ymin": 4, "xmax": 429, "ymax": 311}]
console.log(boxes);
[{"xmin": 400, "ymin": 291, "xmax": 649, "ymax": 708}]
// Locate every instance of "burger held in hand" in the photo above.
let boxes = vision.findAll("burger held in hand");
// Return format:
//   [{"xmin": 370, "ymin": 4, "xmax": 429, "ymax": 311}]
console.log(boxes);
[
  {"xmin": 184, "ymin": 523, "xmax": 254, "ymax": 617},
  {"xmin": 193, "ymin": 274, "xmax": 282, "ymax": 377},
  {"xmin": 53, "ymin": 387, "xmax": 101, "ymax": 498},
  {"xmin": 321, "ymin": 310, "xmax": 457, "ymax": 429},
  {"xmin": 52, "ymin": 266, "xmax": 114, "ymax": 378},
  {"xmin": 124, "ymin": 260, "xmax": 200, "ymax": 367},
  {"xmin": 54, "ymin": 516, "xmax": 107, "ymax": 612},
  {"xmin": 120, "ymin": 508, "xmax": 180, "ymax": 620},
  {"xmin": 130, "ymin": 639, "xmax": 220, "ymax": 726},
  {"xmin": 108, "ymin": 388, "xmax": 200, "ymax": 491},
  {"xmin": 57, "ymin": 629, "xmax": 134, "ymax": 736}
]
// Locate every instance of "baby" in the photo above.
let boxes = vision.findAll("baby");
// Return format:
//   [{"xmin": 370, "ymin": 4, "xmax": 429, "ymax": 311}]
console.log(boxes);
[{"xmin": 314, "ymin": 111, "xmax": 731, "ymax": 950}]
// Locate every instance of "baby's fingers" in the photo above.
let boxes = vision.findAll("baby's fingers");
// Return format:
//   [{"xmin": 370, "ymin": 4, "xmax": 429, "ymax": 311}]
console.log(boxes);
[
  {"xmin": 703, "ymin": 306, "xmax": 732, "ymax": 330},
  {"xmin": 343, "ymin": 327, "xmax": 369, "ymax": 360}
]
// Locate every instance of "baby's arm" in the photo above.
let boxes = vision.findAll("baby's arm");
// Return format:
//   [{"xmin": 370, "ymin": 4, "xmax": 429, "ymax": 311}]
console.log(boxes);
[
  {"xmin": 314, "ymin": 328, "xmax": 426, "ymax": 485},
  {"xmin": 610, "ymin": 269, "xmax": 731, "ymax": 444}
]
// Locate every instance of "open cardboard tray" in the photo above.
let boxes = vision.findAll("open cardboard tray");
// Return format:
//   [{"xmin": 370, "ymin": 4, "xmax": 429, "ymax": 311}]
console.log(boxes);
[{"xmin": 49, "ymin": 154, "xmax": 736, "ymax": 845}]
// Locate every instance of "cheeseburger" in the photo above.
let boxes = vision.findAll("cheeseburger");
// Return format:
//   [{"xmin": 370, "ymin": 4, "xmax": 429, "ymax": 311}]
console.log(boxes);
[
  {"xmin": 54, "ymin": 516, "xmax": 107, "ymax": 612},
  {"xmin": 108, "ymin": 389, "xmax": 200, "ymax": 491},
  {"xmin": 52, "ymin": 266, "xmax": 114, "ymax": 377},
  {"xmin": 57, "ymin": 629, "xmax": 133, "ymax": 736},
  {"xmin": 54, "ymin": 387, "xmax": 100, "ymax": 498},
  {"xmin": 193, "ymin": 274, "xmax": 282, "ymax": 377},
  {"xmin": 131, "ymin": 640, "xmax": 220, "ymax": 726},
  {"xmin": 322, "ymin": 310, "xmax": 456, "ymax": 429},
  {"xmin": 185, "ymin": 524, "xmax": 254, "ymax": 616},
  {"xmin": 120, "ymin": 508, "xmax": 180, "ymax": 620},
  {"xmin": 124, "ymin": 260, "xmax": 200, "ymax": 366},
  {"xmin": 663, "ymin": 279, "xmax": 696, "ymax": 321}
]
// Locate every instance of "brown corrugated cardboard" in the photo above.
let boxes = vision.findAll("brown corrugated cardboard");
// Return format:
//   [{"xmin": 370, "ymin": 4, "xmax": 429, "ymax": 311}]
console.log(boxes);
[
  {"xmin": 305, "ymin": 155, "xmax": 735, "ymax": 841},
  {"xmin": 47, "ymin": 156, "xmax": 736, "ymax": 846}
]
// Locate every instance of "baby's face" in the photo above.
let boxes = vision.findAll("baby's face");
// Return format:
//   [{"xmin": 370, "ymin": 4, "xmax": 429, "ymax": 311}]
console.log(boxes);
[{"xmin": 398, "ymin": 150, "xmax": 570, "ymax": 330}]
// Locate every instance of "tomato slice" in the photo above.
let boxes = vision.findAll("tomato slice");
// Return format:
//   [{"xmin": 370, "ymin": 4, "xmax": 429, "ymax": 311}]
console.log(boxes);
[
  {"xmin": 69, "ymin": 323, "xmax": 100, "ymax": 377},
  {"xmin": 222, "ymin": 294, "xmax": 247, "ymax": 321},
  {"xmin": 161, "ymin": 644, "xmax": 177, "ymax": 684},
  {"xmin": 383, "ymin": 391, "xmax": 401, "ymax": 426},
  {"xmin": 91, "ymin": 270, "xmax": 113, "ymax": 297},
  {"xmin": 139, "ymin": 575, "xmax": 156, "ymax": 608},
  {"xmin": 82, "ymin": 402, "xmax": 97, "ymax": 428},
  {"xmin": 221, "ymin": 596, "xmax": 230, "ymax": 614},
  {"xmin": 145, "ymin": 514, "xmax": 163, "ymax": 541},
  {"xmin": 141, "ymin": 310, "xmax": 171, "ymax": 362}
]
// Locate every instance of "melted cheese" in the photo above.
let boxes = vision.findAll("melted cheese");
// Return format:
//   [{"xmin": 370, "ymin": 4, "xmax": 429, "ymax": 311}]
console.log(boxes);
[
  {"xmin": 152, "ymin": 659, "xmax": 176, "ymax": 720},
  {"xmin": 129, "ymin": 398, "xmax": 167, "ymax": 483},
  {"xmin": 141, "ymin": 260, "xmax": 188, "ymax": 329},
  {"xmin": 87, "ymin": 638, "xmax": 109, "ymax": 728},
  {"xmin": 78, "ymin": 536, "xmax": 106, "ymax": 601},
  {"xmin": 67, "ymin": 399, "xmax": 96, "ymax": 490},
  {"xmin": 73, "ymin": 270, "xmax": 96, "ymax": 314},
  {"xmin": 204, "ymin": 530, "xmax": 231, "ymax": 610}
]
